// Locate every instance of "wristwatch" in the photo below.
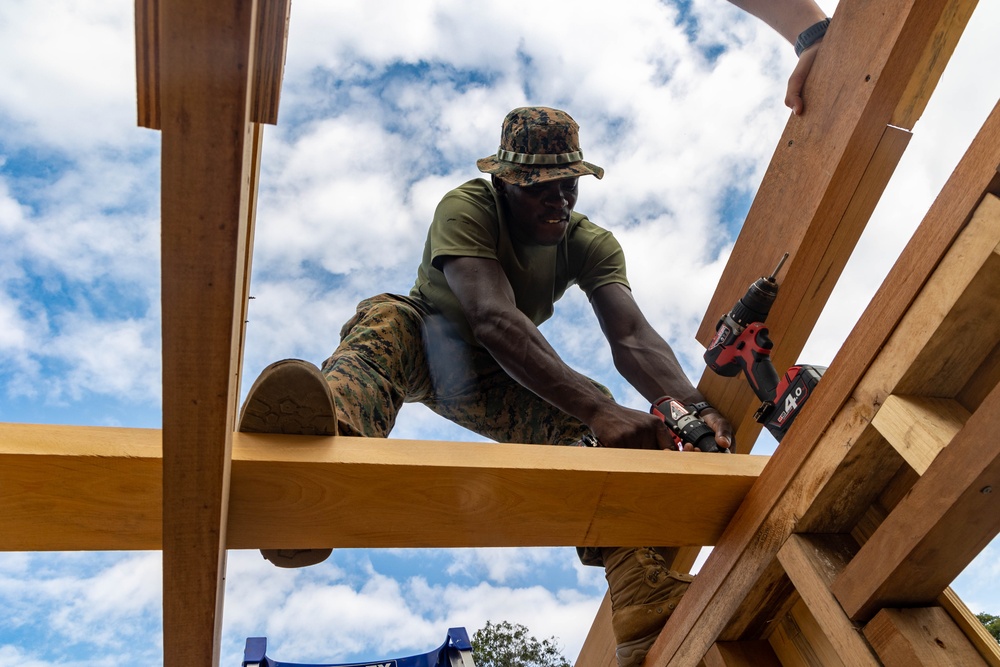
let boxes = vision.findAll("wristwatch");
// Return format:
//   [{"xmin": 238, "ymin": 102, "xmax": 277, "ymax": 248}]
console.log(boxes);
[{"xmin": 795, "ymin": 18, "xmax": 831, "ymax": 57}]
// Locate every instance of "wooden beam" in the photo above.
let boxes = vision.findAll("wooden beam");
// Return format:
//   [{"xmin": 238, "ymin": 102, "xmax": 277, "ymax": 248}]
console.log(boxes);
[
  {"xmin": 776, "ymin": 535, "xmax": 878, "ymax": 666},
  {"xmin": 767, "ymin": 598, "xmax": 844, "ymax": 667},
  {"xmin": 832, "ymin": 379, "xmax": 1000, "ymax": 621},
  {"xmin": 158, "ymin": 0, "xmax": 260, "ymax": 664},
  {"xmin": 702, "ymin": 642, "xmax": 780, "ymax": 667},
  {"xmin": 871, "ymin": 395, "xmax": 971, "ymax": 474},
  {"xmin": 575, "ymin": 593, "xmax": 616, "ymax": 667},
  {"xmin": 694, "ymin": 0, "xmax": 979, "ymax": 450},
  {"xmin": 137, "ymin": 0, "xmax": 291, "ymax": 128},
  {"xmin": 643, "ymin": 102, "xmax": 1000, "ymax": 667},
  {"xmin": 250, "ymin": 0, "xmax": 292, "ymax": 125},
  {"xmin": 864, "ymin": 607, "xmax": 988, "ymax": 666},
  {"xmin": 0, "ymin": 424, "xmax": 767, "ymax": 552},
  {"xmin": 134, "ymin": 0, "xmax": 159, "ymax": 129}
]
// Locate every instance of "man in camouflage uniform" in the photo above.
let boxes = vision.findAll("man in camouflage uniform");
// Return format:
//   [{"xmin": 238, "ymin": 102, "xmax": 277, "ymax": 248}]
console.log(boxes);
[{"xmin": 241, "ymin": 106, "xmax": 734, "ymax": 667}]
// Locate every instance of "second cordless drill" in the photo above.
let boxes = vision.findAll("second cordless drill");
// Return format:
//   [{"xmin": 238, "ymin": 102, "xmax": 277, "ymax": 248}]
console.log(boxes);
[{"xmin": 703, "ymin": 254, "xmax": 825, "ymax": 442}]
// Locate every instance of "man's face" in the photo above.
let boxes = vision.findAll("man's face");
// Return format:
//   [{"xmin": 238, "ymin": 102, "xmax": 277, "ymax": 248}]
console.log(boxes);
[{"xmin": 497, "ymin": 176, "xmax": 579, "ymax": 246}]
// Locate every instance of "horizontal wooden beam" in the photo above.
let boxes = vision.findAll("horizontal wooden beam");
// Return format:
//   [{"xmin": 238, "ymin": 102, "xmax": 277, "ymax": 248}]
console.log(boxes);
[{"xmin": 0, "ymin": 424, "xmax": 766, "ymax": 552}]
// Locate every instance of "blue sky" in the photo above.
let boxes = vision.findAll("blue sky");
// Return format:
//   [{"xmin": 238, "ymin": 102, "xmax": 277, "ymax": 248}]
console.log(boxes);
[{"xmin": 1, "ymin": 1, "xmax": 999, "ymax": 665}]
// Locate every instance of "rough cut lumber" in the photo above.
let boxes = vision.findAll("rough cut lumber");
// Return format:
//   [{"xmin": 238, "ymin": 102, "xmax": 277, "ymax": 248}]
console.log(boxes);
[
  {"xmin": 776, "ymin": 535, "xmax": 877, "ymax": 666},
  {"xmin": 863, "ymin": 607, "xmax": 987, "ymax": 667},
  {"xmin": 644, "ymin": 101, "xmax": 1000, "ymax": 667},
  {"xmin": 694, "ymin": 0, "xmax": 979, "ymax": 450},
  {"xmin": 831, "ymin": 379, "xmax": 1000, "ymax": 621},
  {"xmin": 871, "ymin": 395, "xmax": 971, "ymax": 475},
  {"xmin": 701, "ymin": 642, "xmax": 781, "ymax": 667},
  {"xmin": 0, "ymin": 424, "xmax": 767, "ymax": 552},
  {"xmin": 158, "ymin": 0, "xmax": 260, "ymax": 664},
  {"xmin": 136, "ymin": 0, "xmax": 291, "ymax": 128}
]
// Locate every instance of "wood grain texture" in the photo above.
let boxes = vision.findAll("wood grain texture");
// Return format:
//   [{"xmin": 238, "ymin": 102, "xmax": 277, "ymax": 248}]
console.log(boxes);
[
  {"xmin": 776, "ymin": 535, "xmax": 878, "ymax": 666},
  {"xmin": 0, "ymin": 424, "xmax": 766, "ymax": 551},
  {"xmin": 832, "ymin": 379, "xmax": 1000, "ymax": 621},
  {"xmin": 645, "ymin": 103, "xmax": 1000, "ymax": 667},
  {"xmin": 250, "ymin": 0, "xmax": 291, "ymax": 124},
  {"xmin": 702, "ymin": 641, "xmax": 781, "ymax": 667},
  {"xmin": 158, "ymin": 0, "xmax": 259, "ymax": 664},
  {"xmin": 134, "ymin": 0, "xmax": 159, "ymax": 129},
  {"xmin": 574, "ymin": 593, "xmax": 616, "ymax": 667},
  {"xmin": 864, "ymin": 607, "xmax": 987, "ymax": 666},
  {"xmin": 872, "ymin": 395, "xmax": 971, "ymax": 474}
]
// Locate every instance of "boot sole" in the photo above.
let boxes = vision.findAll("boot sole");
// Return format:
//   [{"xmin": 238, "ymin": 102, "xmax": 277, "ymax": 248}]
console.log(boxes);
[
  {"xmin": 616, "ymin": 630, "xmax": 659, "ymax": 667},
  {"xmin": 239, "ymin": 359, "xmax": 336, "ymax": 568},
  {"xmin": 239, "ymin": 359, "xmax": 337, "ymax": 436}
]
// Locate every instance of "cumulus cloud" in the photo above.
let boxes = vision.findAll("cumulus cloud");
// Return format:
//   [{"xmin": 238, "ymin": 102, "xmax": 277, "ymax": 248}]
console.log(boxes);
[{"xmin": 3, "ymin": 0, "xmax": 1000, "ymax": 664}]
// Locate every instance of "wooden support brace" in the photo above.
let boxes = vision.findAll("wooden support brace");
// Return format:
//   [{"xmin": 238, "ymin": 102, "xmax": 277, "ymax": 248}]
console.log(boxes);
[
  {"xmin": 0, "ymin": 425, "xmax": 767, "ymax": 552},
  {"xmin": 701, "ymin": 641, "xmax": 781, "ymax": 667},
  {"xmin": 832, "ymin": 378, "xmax": 1000, "ymax": 621},
  {"xmin": 864, "ymin": 607, "xmax": 988, "ymax": 666},
  {"xmin": 872, "ymin": 395, "xmax": 972, "ymax": 474},
  {"xmin": 776, "ymin": 535, "xmax": 878, "ymax": 666}
]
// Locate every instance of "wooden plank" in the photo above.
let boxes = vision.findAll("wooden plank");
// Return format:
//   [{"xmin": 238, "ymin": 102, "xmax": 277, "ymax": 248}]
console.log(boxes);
[
  {"xmin": 645, "ymin": 103, "xmax": 1000, "ymax": 667},
  {"xmin": 871, "ymin": 395, "xmax": 971, "ymax": 474},
  {"xmin": 776, "ymin": 535, "xmax": 878, "ymax": 666},
  {"xmin": 832, "ymin": 379, "xmax": 1000, "ymax": 621},
  {"xmin": 864, "ymin": 607, "xmax": 987, "ymax": 666},
  {"xmin": 719, "ymin": 554, "xmax": 797, "ymax": 641},
  {"xmin": 158, "ymin": 0, "xmax": 259, "ymax": 664},
  {"xmin": 938, "ymin": 588, "xmax": 1000, "ymax": 667},
  {"xmin": 694, "ymin": 0, "xmax": 980, "ymax": 449},
  {"xmin": 702, "ymin": 641, "xmax": 781, "ymax": 667},
  {"xmin": 0, "ymin": 424, "xmax": 767, "ymax": 551},
  {"xmin": 134, "ymin": 0, "xmax": 159, "ymax": 129},
  {"xmin": 250, "ymin": 0, "xmax": 291, "ymax": 125},
  {"xmin": 766, "ymin": 614, "xmax": 810, "ymax": 667},
  {"xmin": 766, "ymin": 598, "xmax": 839, "ymax": 667},
  {"xmin": 575, "ymin": 593, "xmax": 616, "ymax": 667}
]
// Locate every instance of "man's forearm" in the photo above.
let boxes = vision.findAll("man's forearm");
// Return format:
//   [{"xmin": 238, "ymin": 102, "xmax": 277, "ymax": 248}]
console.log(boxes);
[
  {"xmin": 727, "ymin": 0, "xmax": 827, "ymax": 43},
  {"xmin": 469, "ymin": 309, "xmax": 616, "ymax": 425}
]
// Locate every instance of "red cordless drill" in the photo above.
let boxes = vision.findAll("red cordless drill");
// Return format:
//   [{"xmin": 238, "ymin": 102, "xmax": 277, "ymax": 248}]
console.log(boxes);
[
  {"xmin": 703, "ymin": 254, "xmax": 825, "ymax": 442},
  {"xmin": 650, "ymin": 396, "xmax": 724, "ymax": 453}
]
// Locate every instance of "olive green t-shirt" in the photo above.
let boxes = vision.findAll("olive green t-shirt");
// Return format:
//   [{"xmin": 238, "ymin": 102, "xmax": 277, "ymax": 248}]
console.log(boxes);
[{"xmin": 410, "ymin": 178, "xmax": 630, "ymax": 344}]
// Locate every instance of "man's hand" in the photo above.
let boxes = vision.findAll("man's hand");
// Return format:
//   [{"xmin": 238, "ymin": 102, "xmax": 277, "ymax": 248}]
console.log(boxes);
[
  {"xmin": 588, "ymin": 403, "xmax": 678, "ymax": 451},
  {"xmin": 698, "ymin": 408, "xmax": 734, "ymax": 452},
  {"xmin": 785, "ymin": 41, "xmax": 821, "ymax": 115}
]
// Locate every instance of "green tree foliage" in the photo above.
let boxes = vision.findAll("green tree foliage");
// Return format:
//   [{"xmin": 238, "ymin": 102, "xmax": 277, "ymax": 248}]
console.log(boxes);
[
  {"xmin": 978, "ymin": 612, "xmax": 1000, "ymax": 643},
  {"xmin": 471, "ymin": 621, "xmax": 571, "ymax": 667}
]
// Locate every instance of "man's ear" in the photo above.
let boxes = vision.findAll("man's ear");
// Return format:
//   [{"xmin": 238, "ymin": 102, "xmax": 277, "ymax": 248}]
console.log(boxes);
[{"xmin": 491, "ymin": 175, "xmax": 507, "ymax": 196}]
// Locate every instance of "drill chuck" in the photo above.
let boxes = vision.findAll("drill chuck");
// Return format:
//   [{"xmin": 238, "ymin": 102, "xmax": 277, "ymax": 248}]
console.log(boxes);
[{"xmin": 729, "ymin": 253, "xmax": 787, "ymax": 327}]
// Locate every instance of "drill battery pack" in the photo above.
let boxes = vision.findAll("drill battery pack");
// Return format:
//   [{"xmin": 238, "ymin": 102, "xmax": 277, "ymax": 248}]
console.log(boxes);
[{"xmin": 754, "ymin": 364, "xmax": 826, "ymax": 442}]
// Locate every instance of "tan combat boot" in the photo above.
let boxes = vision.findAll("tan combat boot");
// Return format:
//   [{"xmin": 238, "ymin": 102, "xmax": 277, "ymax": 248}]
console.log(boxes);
[
  {"xmin": 239, "ymin": 359, "xmax": 337, "ymax": 568},
  {"xmin": 602, "ymin": 547, "xmax": 694, "ymax": 667}
]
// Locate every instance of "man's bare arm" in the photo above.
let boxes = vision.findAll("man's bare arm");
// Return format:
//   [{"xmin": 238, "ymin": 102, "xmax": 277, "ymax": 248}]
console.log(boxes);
[
  {"xmin": 727, "ymin": 0, "xmax": 829, "ymax": 115},
  {"xmin": 591, "ymin": 283, "xmax": 733, "ymax": 450},
  {"xmin": 441, "ymin": 255, "xmax": 676, "ymax": 450}
]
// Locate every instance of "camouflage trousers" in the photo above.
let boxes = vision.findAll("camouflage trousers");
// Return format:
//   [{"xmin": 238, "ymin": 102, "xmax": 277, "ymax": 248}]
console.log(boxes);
[{"xmin": 320, "ymin": 293, "xmax": 614, "ymax": 566}]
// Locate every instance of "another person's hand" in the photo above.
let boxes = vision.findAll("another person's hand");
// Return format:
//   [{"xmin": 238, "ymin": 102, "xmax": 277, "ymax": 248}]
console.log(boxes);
[{"xmin": 785, "ymin": 41, "xmax": 821, "ymax": 115}]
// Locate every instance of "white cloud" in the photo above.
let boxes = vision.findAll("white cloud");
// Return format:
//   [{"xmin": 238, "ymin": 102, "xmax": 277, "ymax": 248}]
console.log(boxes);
[{"xmin": 3, "ymin": 0, "xmax": 1000, "ymax": 664}]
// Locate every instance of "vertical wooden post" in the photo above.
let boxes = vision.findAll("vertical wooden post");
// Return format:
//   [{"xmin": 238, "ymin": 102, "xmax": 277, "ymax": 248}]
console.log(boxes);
[{"xmin": 158, "ymin": 0, "xmax": 258, "ymax": 664}]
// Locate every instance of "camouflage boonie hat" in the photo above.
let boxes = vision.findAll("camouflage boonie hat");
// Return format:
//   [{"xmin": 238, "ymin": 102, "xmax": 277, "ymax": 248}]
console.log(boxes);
[{"xmin": 477, "ymin": 107, "xmax": 605, "ymax": 186}]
